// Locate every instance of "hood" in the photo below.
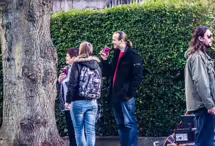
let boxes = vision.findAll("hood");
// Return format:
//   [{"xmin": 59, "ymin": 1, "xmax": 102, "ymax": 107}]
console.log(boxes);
[
  {"xmin": 184, "ymin": 48, "xmax": 191, "ymax": 59},
  {"xmin": 184, "ymin": 48, "xmax": 209, "ymax": 60},
  {"xmin": 74, "ymin": 56, "xmax": 100, "ymax": 70}
]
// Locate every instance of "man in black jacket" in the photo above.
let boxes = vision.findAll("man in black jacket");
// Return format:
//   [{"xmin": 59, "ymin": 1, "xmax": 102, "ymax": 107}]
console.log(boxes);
[{"xmin": 100, "ymin": 31, "xmax": 143, "ymax": 146}]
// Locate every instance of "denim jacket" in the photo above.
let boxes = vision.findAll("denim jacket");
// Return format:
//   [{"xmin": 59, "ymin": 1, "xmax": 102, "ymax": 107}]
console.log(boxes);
[{"xmin": 185, "ymin": 51, "xmax": 215, "ymax": 111}]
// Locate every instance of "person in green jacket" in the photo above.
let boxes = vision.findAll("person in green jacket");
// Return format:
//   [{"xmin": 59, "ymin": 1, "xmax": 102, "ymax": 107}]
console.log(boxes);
[{"xmin": 185, "ymin": 26, "xmax": 215, "ymax": 146}]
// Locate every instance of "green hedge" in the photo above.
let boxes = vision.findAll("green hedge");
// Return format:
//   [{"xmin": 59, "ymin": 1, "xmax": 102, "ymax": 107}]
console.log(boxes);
[{"xmin": 51, "ymin": 1, "xmax": 215, "ymax": 137}]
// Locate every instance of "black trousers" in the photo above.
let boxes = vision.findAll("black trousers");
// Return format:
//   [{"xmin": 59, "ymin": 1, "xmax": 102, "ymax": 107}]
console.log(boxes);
[{"xmin": 65, "ymin": 110, "xmax": 77, "ymax": 146}]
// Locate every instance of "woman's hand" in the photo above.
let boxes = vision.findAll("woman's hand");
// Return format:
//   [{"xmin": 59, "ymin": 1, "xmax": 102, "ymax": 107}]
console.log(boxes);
[
  {"xmin": 58, "ymin": 73, "xmax": 66, "ymax": 83},
  {"xmin": 65, "ymin": 103, "xmax": 71, "ymax": 110}
]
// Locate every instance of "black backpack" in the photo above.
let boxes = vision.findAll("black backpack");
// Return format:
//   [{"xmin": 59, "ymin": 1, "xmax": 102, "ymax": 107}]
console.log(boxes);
[{"xmin": 78, "ymin": 66, "xmax": 102, "ymax": 99}]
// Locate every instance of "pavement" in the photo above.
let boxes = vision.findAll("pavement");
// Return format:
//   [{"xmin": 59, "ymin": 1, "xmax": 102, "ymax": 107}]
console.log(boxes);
[{"xmin": 63, "ymin": 136, "xmax": 167, "ymax": 146}]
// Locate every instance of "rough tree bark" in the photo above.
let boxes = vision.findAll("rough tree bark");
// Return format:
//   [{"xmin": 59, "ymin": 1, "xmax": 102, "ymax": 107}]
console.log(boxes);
[{"xmin": 0, "ymin": 0, "xmax": 65, "ymax": 145}]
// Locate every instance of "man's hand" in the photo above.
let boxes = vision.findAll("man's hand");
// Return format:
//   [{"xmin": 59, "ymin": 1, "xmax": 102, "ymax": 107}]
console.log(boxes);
[
  {"xmin": 58, "ymin": 73, "xmax": 66, "ymax": 83},
  {"xmin": 208, "ymin": 107, "xmax": 215, "ymax": 114},
  {"xmin": 99, "ymin": 50, "xmax": 109, "ymax": 60},
  {"xmin": 65, "ymin": 103, "xmax": 71, "ymax": 110}
]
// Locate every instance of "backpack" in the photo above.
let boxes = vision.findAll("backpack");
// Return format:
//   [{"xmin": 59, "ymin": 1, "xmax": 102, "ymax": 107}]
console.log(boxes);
[{"xmin": 78, "ymin": 66, "xmax": 102, "ymax": 99}]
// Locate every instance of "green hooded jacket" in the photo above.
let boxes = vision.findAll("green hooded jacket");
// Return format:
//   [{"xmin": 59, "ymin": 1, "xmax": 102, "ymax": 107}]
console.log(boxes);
[{"xmin": 185, "ymin": 50, "xmax": 215, "ymax": 112}]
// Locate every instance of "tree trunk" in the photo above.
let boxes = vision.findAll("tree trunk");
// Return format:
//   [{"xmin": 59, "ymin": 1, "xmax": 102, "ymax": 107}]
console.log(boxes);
[{"xmin": 0, "ymin": 0, "xmax": 65, "ymax": 145}]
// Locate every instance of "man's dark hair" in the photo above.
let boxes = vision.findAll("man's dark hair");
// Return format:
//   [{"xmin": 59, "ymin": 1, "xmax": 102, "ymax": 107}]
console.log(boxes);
[{"xmin": 67, "ymin": 48, "xmax": 79, "ymax": 57}]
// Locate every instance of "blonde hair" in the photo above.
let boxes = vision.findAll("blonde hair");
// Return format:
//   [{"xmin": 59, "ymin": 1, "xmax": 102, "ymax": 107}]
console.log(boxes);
[
  {"xmin": 114, "ymin": 31, "xmax": 133, "ymax": 48},
  {"xmin": 78, "ymin": 42, "xmax": 93, "ymax": 58}
]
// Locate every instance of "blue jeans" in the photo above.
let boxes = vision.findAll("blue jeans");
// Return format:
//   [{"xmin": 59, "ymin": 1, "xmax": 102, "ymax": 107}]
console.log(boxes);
[
  {"xmin": 112, "ymin": 97, "xmax": 138, "ymax": 146},
  {"xmin": 70, "ymin": 100, "xmax": 98, "ymax": 146},
  {"xmin": 193, "ymin": 108, "xmax": 215, "ymax": 146}
]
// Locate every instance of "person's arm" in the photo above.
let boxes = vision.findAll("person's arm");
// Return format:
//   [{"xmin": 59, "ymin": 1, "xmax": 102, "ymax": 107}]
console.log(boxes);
[
  {"xmin": 57, "ymin": 66, "xmax": 68, "ymax": 87},
  {"xmin": 127, "ymin": 53, "xmax": 143, "ymax": 98},
  {"xmin": 191, "ymin": 55, "xmax": 215, "ymax": 110},
  {"xmin": 66, "ymin": 63, "xmax": 79, "ymax": 104},
  {"xmin": 100, "ymin": 49, "xmax": 112, "ymax": 78},
  {"xmin": 56, "ymin": 73, "xmax": 66, "ymax": 89},
  {"xmin": 56, "ymin": 80, "xmax": 61, "ymax": 88},
  {"xmin": 58, "ymin": 73, "xmax": 66, "ymax": 83}
]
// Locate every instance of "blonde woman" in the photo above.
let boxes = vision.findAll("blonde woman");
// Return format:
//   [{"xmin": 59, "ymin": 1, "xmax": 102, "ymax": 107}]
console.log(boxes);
[{"xmin": 65, "ymin": 42, "xmax": 102, "ymax": 146}]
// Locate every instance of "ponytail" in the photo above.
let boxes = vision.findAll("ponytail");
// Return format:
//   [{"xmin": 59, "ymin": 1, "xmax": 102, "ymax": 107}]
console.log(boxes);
[{"xmin": 127, "ymin": 40, "xmax": 132, "ymax": 48}]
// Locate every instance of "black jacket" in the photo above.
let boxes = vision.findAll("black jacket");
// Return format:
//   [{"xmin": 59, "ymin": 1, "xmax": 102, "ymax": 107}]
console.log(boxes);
[
  {"xmin": 102, "ymin": 47, "xmax": 143, "ymax": 102},
  {"xmin": 66, "ymin": 56, "xmax": 101, "ymax": 103}
]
